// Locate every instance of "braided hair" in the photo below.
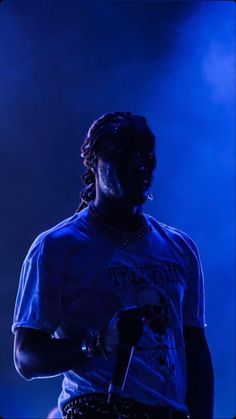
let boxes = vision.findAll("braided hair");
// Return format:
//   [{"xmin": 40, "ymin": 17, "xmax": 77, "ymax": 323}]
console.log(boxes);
[{"xmin": 77, "ymin": 111, "xmax": 155, "ymax": 212}]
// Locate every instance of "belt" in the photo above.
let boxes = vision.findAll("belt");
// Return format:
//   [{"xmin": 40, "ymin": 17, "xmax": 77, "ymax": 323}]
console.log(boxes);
[{"xmin": 63, "ymin": 393, "xmax": 190, "ymax": 419}]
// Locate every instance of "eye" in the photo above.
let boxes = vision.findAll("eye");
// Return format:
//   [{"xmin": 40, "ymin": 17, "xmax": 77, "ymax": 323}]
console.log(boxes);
[{"xmin": 138, "ymin": 152, "xmax": 155, "ymax": 160}]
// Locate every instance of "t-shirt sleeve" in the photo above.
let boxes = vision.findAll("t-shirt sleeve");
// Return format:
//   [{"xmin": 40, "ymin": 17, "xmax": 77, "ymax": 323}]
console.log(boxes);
[
  {"xmin": 12, "ymin": 234, "xmax": 63, "ymax": 334},
  {"xmin": 182, "ymin": 235, "xmax": 206, "ymax": 328}
]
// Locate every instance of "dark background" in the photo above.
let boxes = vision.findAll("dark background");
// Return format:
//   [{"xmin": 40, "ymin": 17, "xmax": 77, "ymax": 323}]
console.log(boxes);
[{"xmin": 0, "ymin": 1, "xmax": 235, "ymax": 418}]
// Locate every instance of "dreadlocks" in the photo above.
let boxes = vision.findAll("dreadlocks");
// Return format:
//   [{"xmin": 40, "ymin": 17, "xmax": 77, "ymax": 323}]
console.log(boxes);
[{"xmin": 77, "ymin": 111, "xmax": 155, "ymax": 212}]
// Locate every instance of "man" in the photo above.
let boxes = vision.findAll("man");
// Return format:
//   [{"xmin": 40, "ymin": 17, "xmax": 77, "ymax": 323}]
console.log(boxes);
[{"xmin": 12, "ymin": 112, "xmax": 214, "ymax": 419}]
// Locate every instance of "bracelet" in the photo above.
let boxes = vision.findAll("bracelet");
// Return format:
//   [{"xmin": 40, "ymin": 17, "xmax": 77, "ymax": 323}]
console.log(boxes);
[
  {"xmin": 81, "ymin": 329, "xmax": 111, "ymax": 361},
  {"xmin": 81, "ymin": 332, "xmax": 94, "ymax": 359},
  {"xmin": 94, "ymin": 330, "xmax": 111, "ymax": 361}
]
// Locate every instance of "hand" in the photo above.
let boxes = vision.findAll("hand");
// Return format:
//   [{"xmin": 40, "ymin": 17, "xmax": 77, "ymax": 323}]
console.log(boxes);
[{"xmin": 103, "ymin": 306, "xmax": 144, "ymax": 354}]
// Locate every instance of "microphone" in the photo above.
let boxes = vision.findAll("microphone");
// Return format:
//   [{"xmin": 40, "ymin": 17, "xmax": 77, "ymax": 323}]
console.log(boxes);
[
  {"xmin": 107, "ymin": 346, "xmax": 134, "ymax": 403},
  {"xmin": 107, "ymin": 288, "xmax": 166, "ymax": 402}
]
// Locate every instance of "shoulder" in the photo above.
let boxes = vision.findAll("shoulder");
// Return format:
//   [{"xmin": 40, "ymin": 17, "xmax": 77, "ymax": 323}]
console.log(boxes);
[
  {"xmin": 145, "ymin": 214, "xmax": 199, "ymax": 258},
  {"xmin": 25, "ymin": 210, "xmax": 89, "ymax": 262}
]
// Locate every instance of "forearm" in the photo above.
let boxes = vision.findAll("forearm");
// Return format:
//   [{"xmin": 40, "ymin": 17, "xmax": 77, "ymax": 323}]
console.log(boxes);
[
  {"xmin": 185, "ymin": 333, "xmax": 214, "ymax": 419},
  {"xmin": 15, "ymin": 335, "xmax": 89, "ymax": 380}
]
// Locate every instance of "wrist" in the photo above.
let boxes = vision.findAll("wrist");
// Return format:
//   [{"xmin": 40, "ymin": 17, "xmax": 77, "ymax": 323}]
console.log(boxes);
[
  {"xmin": 81, "ymin": 329, "xmax": 111, "ymax": 361},
  {"xmin": 81, "ymin": 331, "xmax": 94, "ymax": 359}
]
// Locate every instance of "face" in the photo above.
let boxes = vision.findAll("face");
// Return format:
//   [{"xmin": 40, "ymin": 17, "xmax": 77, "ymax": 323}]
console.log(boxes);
[{"xmin": 95, "ymin": 134, "xmax": 157, "ymax": 206}]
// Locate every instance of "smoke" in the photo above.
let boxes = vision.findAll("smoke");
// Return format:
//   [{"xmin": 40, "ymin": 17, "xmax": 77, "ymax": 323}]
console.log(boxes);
[{"xmin": 0, "ymin": 1, "xmax": 234, "ymax": 417}]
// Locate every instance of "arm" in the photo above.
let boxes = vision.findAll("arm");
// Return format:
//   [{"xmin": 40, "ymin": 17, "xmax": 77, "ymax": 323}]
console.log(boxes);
[
  {"xmin": 14, "ymin": 307, "xmax": 144, "ymax": 381},
  {"xmin": 184, "ymin": 325, "xmax": 214, "ymax": 419},
  {"xmin": 13, "ymin": 235, "xmax": 89, "ymax": 380},
  {"xmin": 14, "ymin": 327, "xmax": 89, "ymax": 380}
]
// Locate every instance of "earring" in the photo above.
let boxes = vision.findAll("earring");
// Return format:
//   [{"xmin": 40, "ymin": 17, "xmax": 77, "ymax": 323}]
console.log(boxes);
[{"xmin": 148, "ymin": 192, "xmax": 153, "ymax": 200}]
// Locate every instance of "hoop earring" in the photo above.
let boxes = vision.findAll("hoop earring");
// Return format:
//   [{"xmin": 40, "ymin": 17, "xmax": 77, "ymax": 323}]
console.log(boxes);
[{"xmin": 148, "ymin": 192, "xmax": 153, "ymax": 200}]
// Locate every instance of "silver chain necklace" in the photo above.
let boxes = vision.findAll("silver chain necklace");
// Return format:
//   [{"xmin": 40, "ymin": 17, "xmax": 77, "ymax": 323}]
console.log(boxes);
[{"xmin": 88, "ymin": 202, "xmax": 151, "ymax": 246}]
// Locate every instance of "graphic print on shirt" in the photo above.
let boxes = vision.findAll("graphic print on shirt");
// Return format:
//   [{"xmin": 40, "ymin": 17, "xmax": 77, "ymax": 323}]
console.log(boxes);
[
  {"xmin": 136, "ymin": 288, "xmax": 177, "ymax": 384},
  {"xmin": 107, "ymin": 262, "xmax": 184, "ymax": 384},
  {"xmin": 107, "ymin": 261, "xmax": 183, "ymax": 288}
]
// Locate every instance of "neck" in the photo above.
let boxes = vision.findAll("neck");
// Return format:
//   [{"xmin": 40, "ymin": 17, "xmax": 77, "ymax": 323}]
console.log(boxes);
[{"xmin": 93, "ymin": 196, "xmax": 143, "ymax": 232}]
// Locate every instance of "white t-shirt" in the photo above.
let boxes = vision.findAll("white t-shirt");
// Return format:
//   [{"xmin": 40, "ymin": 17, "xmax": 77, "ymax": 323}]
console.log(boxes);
[{"xmin": 12, "ymin": 207, "xmax": 205, "ymax": 414}]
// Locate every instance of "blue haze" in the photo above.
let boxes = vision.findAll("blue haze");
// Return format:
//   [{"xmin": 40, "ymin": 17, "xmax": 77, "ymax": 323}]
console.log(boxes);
[{"xmin": 0, "ymin": 1, "xmax": 235, "ymax": 418}]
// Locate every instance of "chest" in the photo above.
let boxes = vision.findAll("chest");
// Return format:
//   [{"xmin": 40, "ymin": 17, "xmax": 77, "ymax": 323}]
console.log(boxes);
[{"xmin": 61, "ymin": 236, "xmax": 188, "ymax": 331}]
